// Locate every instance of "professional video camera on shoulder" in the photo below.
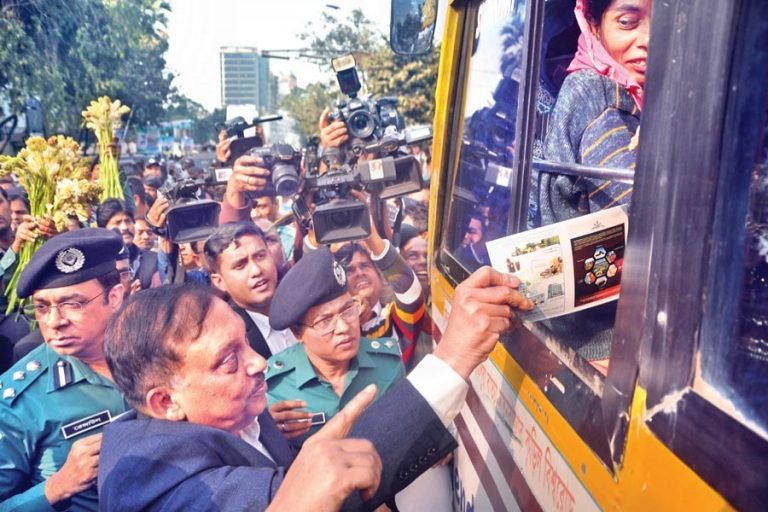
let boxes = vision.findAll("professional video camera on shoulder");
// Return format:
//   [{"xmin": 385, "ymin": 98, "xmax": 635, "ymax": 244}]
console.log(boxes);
[
  {"xmin": 293, "ymin": 54, "xmax": 432, "ymax": 245},
  {"xmin": 159, "ymin": 176, "xmax": 220, "ymax": 244}
]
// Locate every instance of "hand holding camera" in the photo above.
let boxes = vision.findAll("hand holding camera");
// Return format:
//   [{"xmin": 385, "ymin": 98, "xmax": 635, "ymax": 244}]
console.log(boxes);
[
  {"xmin": 290, "ymin": 55, "xmax": 432, "ymax": 245},
  {"xmin": 319, "ymin": 106, "xmax": 349, "ymax": 149},
  {"xmin": 229, "ymin": 155, "xmax": 271, "ymax": 194},
  {"xmin": 215, "ymin": 129, "xmax": 232, "ymax": 163}
]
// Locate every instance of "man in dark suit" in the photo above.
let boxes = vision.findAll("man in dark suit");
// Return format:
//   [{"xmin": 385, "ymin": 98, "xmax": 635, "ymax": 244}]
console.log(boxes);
[
  {"xmin": 99, "ymin": 266, "xmax": 534, "ymax": 510},
  {"xmin": 204, "ymin": 221, "xmax": 294, "ymax": 360}
]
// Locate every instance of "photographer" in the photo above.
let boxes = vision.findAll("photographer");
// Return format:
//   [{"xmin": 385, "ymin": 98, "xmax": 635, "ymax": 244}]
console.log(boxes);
[
  {"xmin": 249, "ymin": 187, "xmax": 296, "ymax": 262},
  {"xmin": 144, "ymin": 194, "xmax": 212, "ymax": 286}
]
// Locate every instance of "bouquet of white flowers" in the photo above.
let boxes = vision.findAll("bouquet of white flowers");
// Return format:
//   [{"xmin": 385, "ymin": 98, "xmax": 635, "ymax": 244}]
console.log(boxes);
[
  {"xmin": 0, "ymin": 136, "xmax": 102, "ymax": 312},
  {"xmin": 82, "ymin": 96, "xmax": 130, "ymax": 201}
]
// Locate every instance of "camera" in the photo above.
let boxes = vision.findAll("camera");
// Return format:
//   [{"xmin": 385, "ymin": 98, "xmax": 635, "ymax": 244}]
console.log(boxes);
[
  {"xmin": 292, "ymin": 55, "xmax": 432, "ymax": 245},
  {"xmin": 327, "ymin": 55, "xmax": 404, "ymax": 146},
  {"xmin": 216, "ymin": 114, "xmax": 282, "ymax": 167},
  {"xmin": 158, "ymin": 178, "xmax": 220, "ymax": 244},
  {"xmin": 246, "ymin": 143, "xmax": 301, "ymax": 197}
]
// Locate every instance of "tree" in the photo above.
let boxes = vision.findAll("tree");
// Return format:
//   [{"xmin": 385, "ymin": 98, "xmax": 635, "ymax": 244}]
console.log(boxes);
[
  {"xmin": 279, "ymin": 83, "xmax": 336, "ymax": 143},
  {"xmin": 299, "ymin": 9, "xmax": 384, "ymax": 64},
  {"xmin": 279, "ymin": 9, "xmax": 440, "ymax": 139},
  {"xmin": 365, "ymin": 45, "xmax": 440, "ymax": 126},
  {"xmin": 0, "ymin": 0, "xmax": 173, "ymax": 136}
]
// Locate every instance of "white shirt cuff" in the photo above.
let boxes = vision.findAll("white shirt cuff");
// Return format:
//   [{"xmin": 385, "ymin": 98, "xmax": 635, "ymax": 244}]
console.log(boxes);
[
  {"xmin": 407, "ymin": 354, "xmax": 468, "ymax": 428},
  {"xmin": 370, "ymin": 239, "xmax": 390, "ymax": 261},
  {"xmin": 304, "ymin": 235, "xmax": 319, "ymax": 250}
]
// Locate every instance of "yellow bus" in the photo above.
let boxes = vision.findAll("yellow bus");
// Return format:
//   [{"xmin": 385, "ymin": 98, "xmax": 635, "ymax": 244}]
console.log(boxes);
[{"xmin": 391, "ymin": 0, "xmax": 768, "ymax": 509}]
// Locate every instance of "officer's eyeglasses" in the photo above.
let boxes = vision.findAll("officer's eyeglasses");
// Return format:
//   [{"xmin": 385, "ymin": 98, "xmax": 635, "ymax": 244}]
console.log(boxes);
[
  {"xmin": 303, "ymin": 303, "xmax": 360, "ymax": 336},
  {"xmin": 23, "ymin": 290, "xmax": 106, "ymax": 319}
]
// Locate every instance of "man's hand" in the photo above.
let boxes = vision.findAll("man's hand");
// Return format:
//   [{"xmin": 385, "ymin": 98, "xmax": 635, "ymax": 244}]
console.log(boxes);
[
  {"xmin": 319, "ymin": 107, "xmax": 348, "ymax": 149},
  {"xmin": 11, "ymin": 215, "xmax": 57, "ymax": 253},
  {"xmin": 267, "ymin": 385, "xmax": 381, "ymax": 512},
  {"xmin": 146, "ymin": 194, "xmax": 170, "ymax": 229},
  {"xmin": 269, "ymin": 400, "xmax": 312, "ymax": 440},
  {"xmin": 216, "ymin": 130, "xmax": 231, "ymax": 163},
  {"xmin": 353, "ymin": 292, "xmax": 374, "ymax": 324},
  {"xmin": 129, "ymin": 279, "xmax": 142, "ymax": 296},
  {"xmin": 223, "ymin": 155, "xmax": 270, "ymax": 209},
  {"xmin": 44, "ymin": 433, "xmax": 102, "ymax": 504},
  {"xmin": 434, "ymin": 267, "xmax": 534, "ymax": 380}
]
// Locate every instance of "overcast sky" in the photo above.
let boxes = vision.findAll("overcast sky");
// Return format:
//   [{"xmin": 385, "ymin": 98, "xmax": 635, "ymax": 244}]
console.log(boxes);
[{"xmin": 166, "ymin": 0, "xmax": 391, "ymax": 111}]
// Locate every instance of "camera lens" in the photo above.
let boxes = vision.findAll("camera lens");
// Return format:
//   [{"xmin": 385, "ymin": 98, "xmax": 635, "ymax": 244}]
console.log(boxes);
[
  {"xmin": 272, "ymin": 164, "xmax": 299, "ymax": 196},
  {"xmin": 347, "ymin": 110, "xmax": 375, "ymax": 139},
  {"xmin": 330, "ymin": 209, "xmax": 353, "ymax": 228}
]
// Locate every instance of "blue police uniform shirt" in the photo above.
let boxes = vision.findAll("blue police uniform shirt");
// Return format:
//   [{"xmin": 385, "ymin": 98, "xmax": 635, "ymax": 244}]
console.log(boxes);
[
  {"xmin": 0, "ymin": 343, "xmax": 128, "ymax": 511},
  {"xmin": 265, "ymin": 337, "xmax": 405, "ymax": 448}
]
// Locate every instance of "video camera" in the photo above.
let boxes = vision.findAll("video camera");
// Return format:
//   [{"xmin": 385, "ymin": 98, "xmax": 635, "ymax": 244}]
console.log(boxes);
[
  {"xmin": 158, "ymin": 176, "xmax": 220, "ymax": 244},
  {"xmin": 293, "ymin": 55, "xmax": 432, "ymax": 245}
]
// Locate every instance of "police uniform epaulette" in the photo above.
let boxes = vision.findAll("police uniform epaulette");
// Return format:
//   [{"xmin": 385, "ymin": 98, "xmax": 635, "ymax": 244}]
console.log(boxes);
[
  {"xmin": 362, "ymin": 337, "xmax": 402, "ymax": 358},
  {"xmin": 0, "ymin": 345, "xmax": 48, "ymax": 405}
]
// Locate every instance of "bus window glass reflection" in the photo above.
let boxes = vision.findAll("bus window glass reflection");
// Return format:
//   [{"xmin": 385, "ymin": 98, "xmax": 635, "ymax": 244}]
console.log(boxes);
[{"xmin": 448, "ymin": 0, "xmax": 526, "ymax": 272}]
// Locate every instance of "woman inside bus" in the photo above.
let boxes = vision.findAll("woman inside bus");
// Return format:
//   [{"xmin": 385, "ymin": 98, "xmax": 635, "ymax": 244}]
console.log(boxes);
[
  {"xmin": 539, "ymin": 0, "xmax": 650, "ymax": 225},
  {"xmin": 534, "ymin": 0, "xmax": 651, "ymax": 376}
]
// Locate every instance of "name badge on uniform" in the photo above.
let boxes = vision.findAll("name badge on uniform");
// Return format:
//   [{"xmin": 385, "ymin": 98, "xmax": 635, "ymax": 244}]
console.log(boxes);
[{"xmin": 60, "ymin": 410, "xmax": 112, "ymax": 440}]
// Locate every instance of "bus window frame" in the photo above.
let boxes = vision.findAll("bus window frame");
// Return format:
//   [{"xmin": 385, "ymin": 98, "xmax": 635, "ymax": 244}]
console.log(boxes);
[
  {"xmin": 434, "ymin": 0, "xmax": 640, "ymax": 470},
  {"xmin": 628, "ymin": 0, "xmax": 768, "ymax": 508}
]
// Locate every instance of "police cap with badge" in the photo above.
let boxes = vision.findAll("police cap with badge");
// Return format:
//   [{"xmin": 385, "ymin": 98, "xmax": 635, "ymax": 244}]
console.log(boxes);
[
  {"xmin": 270, "ymin": 247, "xmax": 348, "ymax": 330},
  {"xmin": 17, "ymin": 228, "xmax": 124, "ymax": 298}
]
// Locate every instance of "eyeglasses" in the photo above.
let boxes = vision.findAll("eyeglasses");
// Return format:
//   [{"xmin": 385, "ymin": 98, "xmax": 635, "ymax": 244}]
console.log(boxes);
[
  {"xmin": 24, "ymin": 290, "xmax": 106, "ymax": 319},
  {"xmin": 303, "ymin": 303, "xmax": 360, "ymax": 336},
  {"xmin": 118, "ymin": 269, "xmax": 133, "ymax": 279}
]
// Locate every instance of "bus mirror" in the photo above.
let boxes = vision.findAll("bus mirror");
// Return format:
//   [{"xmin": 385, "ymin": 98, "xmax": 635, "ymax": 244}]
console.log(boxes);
[{"xmin": 390, "ymin": 0, "xmax": 438, "ymax": 55}]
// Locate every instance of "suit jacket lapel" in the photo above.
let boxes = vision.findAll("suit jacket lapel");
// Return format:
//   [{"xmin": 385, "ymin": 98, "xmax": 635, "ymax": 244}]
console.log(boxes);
[{"xmin": 230, "ymin": 302, "xmax": 273, "ymax": 360}]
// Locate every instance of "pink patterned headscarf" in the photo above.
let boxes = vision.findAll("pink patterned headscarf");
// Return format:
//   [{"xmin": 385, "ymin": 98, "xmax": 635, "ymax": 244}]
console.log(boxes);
[{"xmin": 567, "ymin": 0, "xmax": 644, "ymax": 109}]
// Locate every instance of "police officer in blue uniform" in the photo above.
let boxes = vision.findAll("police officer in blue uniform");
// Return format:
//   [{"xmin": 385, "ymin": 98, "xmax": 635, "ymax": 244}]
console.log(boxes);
[
  {"xmin": 0, "ymin": 228, "xmax": 128, "ymax": 511},
  {"xmin": 265, "ymin": 247, "xmax": 406, "ymax": 448}
]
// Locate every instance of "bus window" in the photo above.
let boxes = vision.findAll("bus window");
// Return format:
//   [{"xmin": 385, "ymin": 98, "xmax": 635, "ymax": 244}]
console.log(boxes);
[
  {"xmin": 445, "ymin": 0, "xmax": 526, "ymax": 272},
  {"xmin": 520, "ymin": 0, "xmax": 650, "ymax": 382},
  {"xmin": 437, "ymin": 0, "xmax": 655, "ymax": 465},
  {"xmin": 536, "ymin": 0, "xmax": 646, "ymax": 225},
  {"xmin": 696, "ymin": 96, "xmax": 768, "ymax": 435},
  {"xmin": 445, "ymin": 0, "xmax": 648, "ymax": 386}
]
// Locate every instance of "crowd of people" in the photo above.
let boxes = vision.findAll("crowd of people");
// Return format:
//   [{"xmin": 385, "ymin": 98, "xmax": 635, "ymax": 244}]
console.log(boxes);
[{"xmin": 0, "ymin": 97, "xmax": 533, "ymax": 511}]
